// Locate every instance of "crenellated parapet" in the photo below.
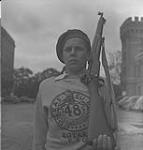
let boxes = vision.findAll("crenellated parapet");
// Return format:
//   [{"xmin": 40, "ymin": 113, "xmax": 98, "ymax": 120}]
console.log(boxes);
[{"xmin": 120, "ymin": 17, "xmax": 143, "ymax": 39}]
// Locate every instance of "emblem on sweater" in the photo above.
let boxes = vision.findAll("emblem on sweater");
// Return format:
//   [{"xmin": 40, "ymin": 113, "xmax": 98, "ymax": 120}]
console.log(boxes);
[{"xmin": 50, "ymin": 90, "xmax": 90, "ymax": 131}]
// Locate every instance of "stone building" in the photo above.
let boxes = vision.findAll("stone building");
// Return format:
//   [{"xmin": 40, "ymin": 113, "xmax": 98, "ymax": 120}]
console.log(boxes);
[
  {"xmin": 1, "ymin": 26, "xmax": 15, "ymax": 96},
  {"xmin": 120, "ymin": 17, "xmax": 143, "ymax": 96}
]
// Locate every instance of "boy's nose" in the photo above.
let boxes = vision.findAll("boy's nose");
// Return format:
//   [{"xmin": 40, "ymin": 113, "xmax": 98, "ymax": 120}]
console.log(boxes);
[{"xmin": 71, "ymin": 47, "xmax": 76, "ymax": 54}]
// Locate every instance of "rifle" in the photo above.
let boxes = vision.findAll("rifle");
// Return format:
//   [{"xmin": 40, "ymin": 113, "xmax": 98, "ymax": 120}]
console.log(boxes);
[
  {"xmin": 79, "ymin": 12, "xmax": 117, "ymax": 150},
  {"xmin": 87, "ymin": 11, "xmax": 112, "ymax": 139}
]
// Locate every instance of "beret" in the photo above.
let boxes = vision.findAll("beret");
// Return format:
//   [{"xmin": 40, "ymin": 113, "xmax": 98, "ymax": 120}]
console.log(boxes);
[{"xmin": 56, "ymin": 29, "xmax": 91, "ymax": 63}]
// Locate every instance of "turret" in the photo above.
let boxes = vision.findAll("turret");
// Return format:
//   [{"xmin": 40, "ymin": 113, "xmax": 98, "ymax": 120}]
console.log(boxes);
[{"xmin": 120, "ymin": 17, "xmax": 143, "ymax": 96}]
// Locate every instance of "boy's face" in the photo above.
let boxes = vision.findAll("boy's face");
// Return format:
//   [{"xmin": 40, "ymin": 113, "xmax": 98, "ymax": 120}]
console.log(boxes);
[{"xmin": 62, "ymin": 38, "xmax": 90, "ymax": 73}]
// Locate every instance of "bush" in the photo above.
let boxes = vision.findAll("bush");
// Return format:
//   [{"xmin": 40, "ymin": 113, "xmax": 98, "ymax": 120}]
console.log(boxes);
[
  {"xmin": 19, "ymin": 96, "xmax": 35, "ymax": 103},
  {"xmin": 2, "ymin": 95, "xmax": 20, "ymax": 104}
]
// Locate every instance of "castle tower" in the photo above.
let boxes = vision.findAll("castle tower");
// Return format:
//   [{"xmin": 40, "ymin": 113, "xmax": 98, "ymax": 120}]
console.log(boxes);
[{"xmin": 120, "ymin": 17, "xmax": 143, "ymax": 96}]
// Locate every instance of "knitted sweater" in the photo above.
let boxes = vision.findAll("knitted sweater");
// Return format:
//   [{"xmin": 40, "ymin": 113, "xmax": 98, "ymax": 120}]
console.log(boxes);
[{"xmin": 32, "ymin": 74, "xmax": 118, "ymax": 150}]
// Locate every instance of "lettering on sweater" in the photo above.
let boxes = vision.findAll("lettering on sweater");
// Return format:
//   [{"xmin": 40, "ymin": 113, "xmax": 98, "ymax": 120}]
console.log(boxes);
[{"xmin": 50, "ymin": 90, "xmax": 90, "ymax": 143}]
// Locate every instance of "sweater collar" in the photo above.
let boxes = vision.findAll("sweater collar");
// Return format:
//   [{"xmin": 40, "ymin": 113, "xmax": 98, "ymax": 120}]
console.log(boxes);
[{"xmin": 55, "ymin": 70, "xmax": 87, "ymax": 81}]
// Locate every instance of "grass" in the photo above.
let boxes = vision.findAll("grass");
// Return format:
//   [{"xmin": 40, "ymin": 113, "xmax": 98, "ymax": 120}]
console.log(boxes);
[{"xmin": 1, "ymin": 103, "xmax": 143, "ymax": 150}]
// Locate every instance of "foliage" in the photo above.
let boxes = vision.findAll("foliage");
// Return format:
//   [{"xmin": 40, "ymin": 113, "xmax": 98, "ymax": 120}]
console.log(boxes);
[
  {"xmin": 12, "ymin": 67, "xmax": 33, "ymax": 97},
  {"xmin": 9, "ymin": 61, "xmax": 122, "ymax": 101},
  {"xmin": 14, "ymin": 67, "xmax": 33, "ymax": 79},
  {"xmin": 12, "ymin": 67, "xmax": 60, "ymax": 98},
  {"xmin": 113, "ymin": 83, "xmax": 122, "ymax": 100},
  {"xmin": 35, "ymin": 68, "xmax": 61, "ymax": 83},
  {"xmin": 105, "ymin": 50, "xmax": 122, "ymax": 99},
  {"xmin": 108, "ymin": 50, "xmax": 122, "ymax": 85}
]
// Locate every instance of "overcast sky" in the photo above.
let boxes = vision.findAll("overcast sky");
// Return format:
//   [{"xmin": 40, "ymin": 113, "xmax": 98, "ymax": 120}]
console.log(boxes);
[{"xmin": 2, "ymin": 0, "xmax": 143, "ymax": 73}]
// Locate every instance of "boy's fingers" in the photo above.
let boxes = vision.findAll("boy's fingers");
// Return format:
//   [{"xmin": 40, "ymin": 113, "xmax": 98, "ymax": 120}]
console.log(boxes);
[
  {"xmin": 96, "ymin": 134, "xmax": 113, "ymax": 150},
  {"xmin": 92, "ymin": 138, "xmax": 97, "ymax": 149},
  {"xmin": 97, "ymin": 134, "xmax": 103, "ymax": 149},
  {"xmin": 102, "ymin": 134, "xmax": 108, "ymax": 149},
  {"xmin": 107, "ymin": 136, "xmax": 112, "ymax": 150}
]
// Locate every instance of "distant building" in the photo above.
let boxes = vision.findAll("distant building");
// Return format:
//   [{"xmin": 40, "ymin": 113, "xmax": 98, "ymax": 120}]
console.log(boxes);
[
  {"xmin": 120, "ymin": 17, "xmax": 143, "ymax": 96},
  {"xmin": 1, "ymin": 26, "xmax": 15, "ymax": 96}
]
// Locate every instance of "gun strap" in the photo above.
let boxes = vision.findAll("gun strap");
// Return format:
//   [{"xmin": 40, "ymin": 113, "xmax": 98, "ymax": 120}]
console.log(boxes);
[{"xmin": 101, "ymin": 38, "xmax": 118, "ymax": 131}]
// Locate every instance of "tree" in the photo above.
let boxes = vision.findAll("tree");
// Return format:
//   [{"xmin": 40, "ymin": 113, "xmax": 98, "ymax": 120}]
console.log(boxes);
[
  {"xmin": 108, "ymin": 50, "xmax": 122, "ymax": 85},
  {"xmin": 12, "ymin": 67, "xmax": 33, "ymax": 97},
  {"xmin": 107, "ymin": 50, "xmax": 122, "ymax": 99},
  {"xmin": 12, "ymin": 67, "xmax": 60, "ymax": 98},
  {"xmin": 13, "ymin": 67, "xmax": 33, "ymax": 79},
  {"xmin": 34, "ymin": 68, "xmax": 61, "ymax": 84}
]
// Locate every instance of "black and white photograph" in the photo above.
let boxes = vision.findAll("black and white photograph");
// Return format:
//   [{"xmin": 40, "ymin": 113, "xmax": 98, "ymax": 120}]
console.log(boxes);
[{"xmin": 1, "ymin": 0, "xmax": 143, "ymax": 150}]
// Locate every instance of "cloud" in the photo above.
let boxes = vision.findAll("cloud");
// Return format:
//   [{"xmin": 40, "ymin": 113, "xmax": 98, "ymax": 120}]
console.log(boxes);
[{"xmin": 2, "ymin": 0, "xmax": 143, "ymax": 73}]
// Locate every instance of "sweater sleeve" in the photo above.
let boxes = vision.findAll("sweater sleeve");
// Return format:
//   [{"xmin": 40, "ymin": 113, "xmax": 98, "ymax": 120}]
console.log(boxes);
[{"xmin": 32, "ymin": 91, "xmax": 48, "ymax": 150}]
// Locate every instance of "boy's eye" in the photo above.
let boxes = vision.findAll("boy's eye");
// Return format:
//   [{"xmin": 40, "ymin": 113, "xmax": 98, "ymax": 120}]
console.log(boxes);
[
  {"xmin": 63, "ymin": 47, "xmax": 71, "ymax": 52},
  {"xmin": 75, "ymin": 46, "xmax": 83, "ymax": 51}
]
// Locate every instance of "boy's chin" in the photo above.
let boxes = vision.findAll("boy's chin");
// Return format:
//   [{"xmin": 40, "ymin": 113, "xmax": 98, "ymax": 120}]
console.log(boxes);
[{"xmin": 68, "ymin": 65, "xmax": 84, "ymax": 72}]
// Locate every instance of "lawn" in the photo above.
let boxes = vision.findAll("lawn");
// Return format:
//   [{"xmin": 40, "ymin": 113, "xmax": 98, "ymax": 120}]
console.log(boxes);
[
  {"xmin": 1, "ymin": 103, "xmax": 34, "ymax": 150},
  {"xmin": 1, "ymin": 103, "xmax": 143, "ymax": 150}
]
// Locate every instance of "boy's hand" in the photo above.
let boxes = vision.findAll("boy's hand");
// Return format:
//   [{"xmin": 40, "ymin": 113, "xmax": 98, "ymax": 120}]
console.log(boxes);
[
  {"xmin": 92, "ymin": 134, "xmax": 112, "ymax": 150},
  {"xmin": 79, "ymin": 134, "xmax": 113, "ymax": 150}
]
